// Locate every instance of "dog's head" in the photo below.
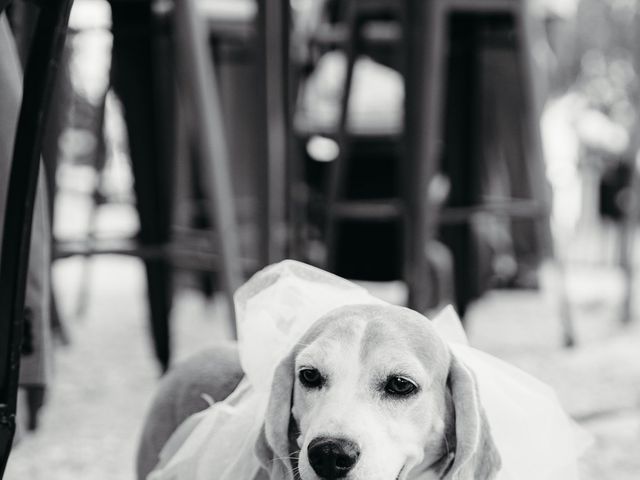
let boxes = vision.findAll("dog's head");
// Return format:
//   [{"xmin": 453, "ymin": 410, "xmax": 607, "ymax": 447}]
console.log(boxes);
[{"xmin": 255, "ymin": 304, "xmax": 501, "ymax": 480}]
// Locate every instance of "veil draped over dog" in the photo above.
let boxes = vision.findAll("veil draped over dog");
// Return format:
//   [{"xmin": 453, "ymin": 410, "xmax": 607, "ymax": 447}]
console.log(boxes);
[{"xmin": 148, "ymin": 260, "xmax": 589, "ymax": 480}]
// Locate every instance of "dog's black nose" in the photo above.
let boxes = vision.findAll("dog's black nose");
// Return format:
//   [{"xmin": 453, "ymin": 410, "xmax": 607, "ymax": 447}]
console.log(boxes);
[{"xmin": 307, "ymin": 437, "xmax": 360, "ymax": 478}]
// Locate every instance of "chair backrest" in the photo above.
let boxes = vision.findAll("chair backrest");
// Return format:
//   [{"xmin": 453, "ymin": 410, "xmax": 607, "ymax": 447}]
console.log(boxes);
[{"xmin": 0, "ymin": 0, "xmax": 73, "ymax": 475}]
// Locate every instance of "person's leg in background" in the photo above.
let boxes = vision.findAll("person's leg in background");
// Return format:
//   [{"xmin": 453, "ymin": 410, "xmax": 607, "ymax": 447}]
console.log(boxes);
[
  {"xmin": 108, "ymin": 0, "xmax": 174, "ymax": 371},
  {"xmin": 0, "ymin": 11, "xmax": 52, "ymax": 433}
]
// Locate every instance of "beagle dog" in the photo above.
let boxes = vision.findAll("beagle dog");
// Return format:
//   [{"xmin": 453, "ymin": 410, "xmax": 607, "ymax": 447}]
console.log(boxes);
[
  {"xmin": 138, "ymin": 303, "xmax": 500, "ymax": 480},
  {"xmin": 255, "ymin": 303, "xmax": 501, "ymax": 480}
]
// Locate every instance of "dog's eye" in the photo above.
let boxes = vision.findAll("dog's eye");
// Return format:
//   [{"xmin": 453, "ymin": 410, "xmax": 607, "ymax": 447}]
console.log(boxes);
[
  {"xmin": 299, "ymin": 368, "xmax": 323, "ymax": 388},
  {"xmin": 384, "ymin": 376, "xmax": 418, "ymax": 396}
]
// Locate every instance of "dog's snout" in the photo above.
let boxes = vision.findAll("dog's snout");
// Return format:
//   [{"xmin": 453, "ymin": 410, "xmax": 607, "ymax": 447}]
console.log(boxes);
[{"xmin": 307, "ymin": 437, "xmax": 360, "ymax": 478}]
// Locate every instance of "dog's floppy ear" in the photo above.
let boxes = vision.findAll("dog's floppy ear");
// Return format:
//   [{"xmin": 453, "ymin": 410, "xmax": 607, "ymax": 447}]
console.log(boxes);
[
  {"xmin": 443, "ymin": 355, "xmax": 501, "ymax": 480},
  {"xmin": 254, "ymin": 350, "xmax": 297, "ymax": 480}
]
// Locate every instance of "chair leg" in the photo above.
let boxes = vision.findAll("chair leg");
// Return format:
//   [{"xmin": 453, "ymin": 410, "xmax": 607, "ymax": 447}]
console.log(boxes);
[
  {"xmin": 143, "ymin": 262, "xmax": 172, "ymax": 371},
  {"xmin": 24, "ymin": 385, "xmax": 45, "ymax": 431},
  {"xmin": 173, "ymin": 0, "xmax": 244, "ymax": 336},
  {"xmin": 110, "ymin": 2, "xmax": 174, "ymax": 371},
  {"xmin": 256, "ymin": 0, "xmax": 290, "ymax": 264},
  {"xmin": 404, "ymin": 0, "xmax": 448, "ymax": 313},
  {"xmin": 325, "ymin": 2, "xmax": 360, "ymax": 271},
  {"xmin": 188, "ymin": 145, "xmax": 217, "ymax": 298}
]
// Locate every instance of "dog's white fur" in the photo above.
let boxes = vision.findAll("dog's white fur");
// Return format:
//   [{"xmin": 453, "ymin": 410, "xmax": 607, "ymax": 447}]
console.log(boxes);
[{"xmin": 255, "ymin": 304, "xmax": 501, "ymax": 480}]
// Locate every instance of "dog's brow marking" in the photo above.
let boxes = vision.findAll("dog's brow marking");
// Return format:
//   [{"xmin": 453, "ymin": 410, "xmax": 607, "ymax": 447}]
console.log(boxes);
[
  {"xmin": 359, "ymin": 318, "xmax": 411, "ymax": 362},
  {"xmin": 328, "ymin": 317, "xmax": 364, "ymax": 340}
]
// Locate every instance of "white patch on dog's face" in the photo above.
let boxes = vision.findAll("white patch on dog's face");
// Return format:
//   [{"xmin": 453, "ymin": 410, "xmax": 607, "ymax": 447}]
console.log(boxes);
[{"xmin": 291, "ymin": 307, "xmax": 451, "ymax": 480}]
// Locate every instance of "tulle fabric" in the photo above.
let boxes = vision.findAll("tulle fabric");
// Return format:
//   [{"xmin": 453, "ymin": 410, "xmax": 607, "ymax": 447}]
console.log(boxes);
[
  {"xmin": 433, "ymin": 306, "xmax": 591, "ymax": 480},
  {"xmin": 148, "ymin": 260, "xmax": 589, "ymax": 480}
]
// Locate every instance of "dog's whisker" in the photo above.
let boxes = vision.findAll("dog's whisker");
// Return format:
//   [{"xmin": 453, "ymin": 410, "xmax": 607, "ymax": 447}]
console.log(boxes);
[
  {"xmin": 270, "ymin": 456, "xmax": 299, "ymax": 463},
  {"xmin": 291, "ymin": 466, "xmax": 302, "ymax": 480},
  {"xmin": 271, "ymin": 455, "xmax": 300, "ymax": 462},
  {"xmin": 270, "ymin": 450, "xmax": 301, "ymax": 463},
  {"xmin": 292, "ymin": 464, "xmax": 303, "ymax": 475}
]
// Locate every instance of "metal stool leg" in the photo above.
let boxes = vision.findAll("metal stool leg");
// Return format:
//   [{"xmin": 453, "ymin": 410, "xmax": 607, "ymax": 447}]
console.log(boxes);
[
  {"xmin": 110, "ymin": 1, "xmax": 174, "ymax": 371},
  {"xmin": 404, "ymin": 0, "xmax": 448, "ymax": 313},
  {"xmin": 0, "ymin": 0, "xmax": 74, "ymax": 473},
  {"xmin": 257, "ymin": 0, "xmax": 290, "ymax": 264},
  {"xmin": 324, "ymin": 2, "xmax": 361, "ymax": 271},
  {"xmin": 174, "ymin": 0, "xmax": 243, "ymax": 336}
]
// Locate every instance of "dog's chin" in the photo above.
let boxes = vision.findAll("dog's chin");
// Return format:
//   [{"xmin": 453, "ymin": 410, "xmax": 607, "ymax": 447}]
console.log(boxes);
[
  {"xmin": 296, "ymin": 464, "xmax": 406, "ymax": 480},
  {"xmin": 298, "ymin": 474, "xmax": 402, "ymax": 480}
]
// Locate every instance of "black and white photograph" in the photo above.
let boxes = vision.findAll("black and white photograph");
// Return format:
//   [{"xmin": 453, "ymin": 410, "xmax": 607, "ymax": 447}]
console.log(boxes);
[{"xmin": 0, "ymin": 0, "xmax": 639, "ymax": 479}]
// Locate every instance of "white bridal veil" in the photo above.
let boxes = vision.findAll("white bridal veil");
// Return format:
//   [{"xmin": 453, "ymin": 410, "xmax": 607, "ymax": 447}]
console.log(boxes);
[{"xmin": 149, "ymin": 260, "xmax": 590, "ymax": 480}]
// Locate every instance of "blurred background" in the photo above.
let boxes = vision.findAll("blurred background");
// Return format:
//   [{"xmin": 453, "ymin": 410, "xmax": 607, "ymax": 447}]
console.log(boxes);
[{"xmin": 1, "ymin": 0, "xmax": 639, "ymax": 478}]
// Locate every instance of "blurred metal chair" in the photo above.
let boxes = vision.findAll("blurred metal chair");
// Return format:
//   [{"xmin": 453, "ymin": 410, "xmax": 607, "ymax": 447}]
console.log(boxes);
[
  {"xmin": 0, "ymin": 0, "xmax": 74, "ymax": 473},
  {"xmin": 52, "ymin": 0, "xmax": 293, "ymax": 371},
  {"xmin": 288, "ymin": 0, "xmax": 455, "ymax": 312},
  {"xmin": 54, "ymin": 0, "xmax": 246, "ymax": 371},
  {"xmin": 404, "ymin": 0, "xmax": 571, "ymax": 341},
  {"xmin": 287, "ymin": 0, "xmax": 572, "ymax": 343}
]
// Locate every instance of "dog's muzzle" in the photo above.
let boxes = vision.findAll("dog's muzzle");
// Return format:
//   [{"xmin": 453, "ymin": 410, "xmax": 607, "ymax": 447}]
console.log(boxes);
[{"xmin": 307, "ymin": 437, "xmax": 360, "ymax": 479}]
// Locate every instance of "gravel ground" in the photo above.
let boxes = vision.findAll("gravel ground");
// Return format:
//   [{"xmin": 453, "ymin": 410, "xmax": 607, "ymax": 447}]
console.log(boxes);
[{"xmin": 4, "ymin": 244, "xmax": 639, "ymax": 479}]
